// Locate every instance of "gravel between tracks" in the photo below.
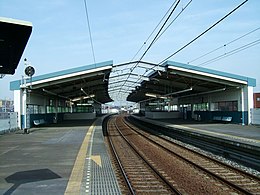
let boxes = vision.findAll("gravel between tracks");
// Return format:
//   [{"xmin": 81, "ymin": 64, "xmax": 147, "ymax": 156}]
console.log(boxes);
[
  {"xmin": 163, "ymin": 134, "xmax": 260, "ymax": 177},
  {"xmin": 117, "ymin": 118, "xmax": 242, "ymax": 194}
]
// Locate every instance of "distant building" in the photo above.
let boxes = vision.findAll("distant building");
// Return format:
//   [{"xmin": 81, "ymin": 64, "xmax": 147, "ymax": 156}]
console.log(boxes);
[
  {"xmin": 0, "ymin": 99, "xmax": 14, "ymax": 112},
  {"xmin": 253, "ymin": 93, "xmax": 260, "ymax": 108}
]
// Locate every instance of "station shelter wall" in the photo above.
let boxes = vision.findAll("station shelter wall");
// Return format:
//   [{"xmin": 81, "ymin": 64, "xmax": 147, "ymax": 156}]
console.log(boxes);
[
  {"xmin": 142, "ymin": 87, "xmax": 252, "ymax": 124},
  {"xmin": 17, "ymin": 91, "xmax": 96, "ymax": 128},
  {"xmin": 178, "ymin": 88, "xmax": 247, "ymax": 124}
]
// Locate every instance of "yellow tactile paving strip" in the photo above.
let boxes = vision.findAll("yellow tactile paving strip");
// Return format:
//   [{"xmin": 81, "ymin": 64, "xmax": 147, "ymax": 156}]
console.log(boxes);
[{"xmin": 64, "ymin": 120, "xmax": 96, "ymax": 195}]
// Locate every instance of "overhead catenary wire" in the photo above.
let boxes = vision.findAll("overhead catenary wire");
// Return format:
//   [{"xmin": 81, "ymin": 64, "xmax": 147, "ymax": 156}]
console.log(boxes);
[
  {"xmin": 113, "ymin": 0, "xmax": 191, "ymax": 74},
  {"xmin": 110, "ymin": 0, "xmax": 250, "ymax": 102},
  {"xmin": 197, "ymin": 39, "xmax": 260, "ymax": 66},
  {"xmin": 135, "ymin": 0, "xmax": 181, "ymax": 66},
  {"xmin": 130, "ymin": 0, "xmax": 179, "ymax": 62},
  {"xmin": 117, "ymin": 0, "xmax": 181, "ymax": 95},
  {"xmin": 154, "ymin": 0, "xmax": 193, "ymax": 44},
  {"xmin": 188, "ymin": 27, "xmax": 260, "ymax": 64},
  {"xmin": 83, "ymin": 0, "xmax": 96, "ymax": 66},
  {"xmin": 159, "ymin": 0, "xmax": 248, "ymax": 65},
  {"xmin": 111, "ymin": 0, "xmax": 178, "ymax": 94},
  {"xmin": 114, "ymin": 0, "xmax": 193, "ymax": 98},
  {"xmin": 122, "ymin": 0, "xmax": 249, "ymax": 94}
]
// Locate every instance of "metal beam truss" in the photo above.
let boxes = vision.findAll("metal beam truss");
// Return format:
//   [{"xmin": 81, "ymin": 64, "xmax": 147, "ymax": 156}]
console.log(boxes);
[{"xmin": 108, "ymin": 61, "xmax": 166, "ymax": 100}]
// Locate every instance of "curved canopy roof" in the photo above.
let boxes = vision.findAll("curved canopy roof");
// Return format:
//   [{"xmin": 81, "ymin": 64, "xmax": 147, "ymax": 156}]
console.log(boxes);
[
  {"xmin": 10, "ymin": 61, "xmax": 113, "ymax": 104},
  {"xmin": 10, "ymin": 60, "xmax": 256, "ymax": 104},
  {"xmin": 127, "ymin": 61, "xmax": 256, "ymax": 102}
]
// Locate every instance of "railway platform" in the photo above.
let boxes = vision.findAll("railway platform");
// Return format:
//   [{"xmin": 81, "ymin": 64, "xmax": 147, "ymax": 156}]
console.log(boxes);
[
  {"xmin": 1, "ymin": 114, "xmax": 259, "ymax": 194},
  {"xmin": 0, "ymin": 116, "xmax": 121, "ymax": 195},
  {"xmin": 131, "ymin": 115, "xmax": 260, "ymax": 147}
]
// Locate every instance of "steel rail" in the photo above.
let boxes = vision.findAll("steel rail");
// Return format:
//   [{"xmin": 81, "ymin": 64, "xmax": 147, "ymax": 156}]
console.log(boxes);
[
  {"xmin": 128, "ymin": 116, "xmax": 260, "ymax": 182},
  {"xmin": 106, "ymin": 119, "xmax": 136, "ymax": 195},
  {"xmin": 111, "ymin": 117, "xmax": 182, "ymax": 195},
  {"xmin": 123, "ymin": 116, "xmax": 256, "ymax": 195},
  {"xmin": 126, "ymin": 116, "xmax": 260, "ymax": 181},
  {"xmin": 129, "ymin": 116, "xmax": 260, "ymax": 170}
]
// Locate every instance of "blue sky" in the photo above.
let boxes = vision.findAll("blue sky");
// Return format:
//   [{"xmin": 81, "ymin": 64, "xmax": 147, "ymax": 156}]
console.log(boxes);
[{"xmin": 0, "ymin": 0, "xmax": 260, "ymax": 101}]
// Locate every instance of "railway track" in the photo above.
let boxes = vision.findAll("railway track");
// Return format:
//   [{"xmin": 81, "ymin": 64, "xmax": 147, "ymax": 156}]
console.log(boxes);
[
  {"xmin": 123, "ymin": 115, "xmax": 260, "ymax": 195},
  {"xmin": 129, "ymin": 115, "xmax": 260, "ymax": 171},
  {"xmin": 106, "ymin": 116, "xmax": 181, "ymax": 194}
]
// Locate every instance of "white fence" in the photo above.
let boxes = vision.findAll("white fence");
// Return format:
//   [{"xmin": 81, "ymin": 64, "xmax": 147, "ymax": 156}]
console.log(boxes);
[
  {"xmin": 251, "ymin": 108, "xmax": 260, "ymax": 125},
  {"xmin": 0, "ymin": 112, "xmax": 19, "ymax": 134}
]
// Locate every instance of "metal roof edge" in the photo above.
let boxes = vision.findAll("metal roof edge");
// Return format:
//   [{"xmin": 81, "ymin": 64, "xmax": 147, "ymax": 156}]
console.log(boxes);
[
  {"xmin": 0, "ymin": 17, "xmax": 32, "ymax": 27},
  {"xmin": 10, "ymin": 80, "xmax": 21, "ymax": 91},
  {"xmin": 10, "ymin": 60, "xmax": 113, "ymax": 90},
  {"xmin": 33, "ymin": 60, "xmax": 113, "ymax": 82},
  {"xmin": 164, "ymin": 60, "xmax": 256, "ymax": 87}
]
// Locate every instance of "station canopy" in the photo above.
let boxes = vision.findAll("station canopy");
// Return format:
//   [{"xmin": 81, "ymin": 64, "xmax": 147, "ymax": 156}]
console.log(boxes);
[
  {"xmin": 0, "ymin": 17, "xmax": 32, "ymax": 75},
  {"xmin": 108, "ymin": 61, "xmax": 166, "ymax": 102},
  {"xmin": 10, "ymin": 61, "xmax": 113, "ymax": 104},
  {"xmin": 125, "ymin": 61, "xmax": 256, "ymax": 103},
  {"xmin": 10, "ymin": 60, "xmax": 256, "ymax": 104}
]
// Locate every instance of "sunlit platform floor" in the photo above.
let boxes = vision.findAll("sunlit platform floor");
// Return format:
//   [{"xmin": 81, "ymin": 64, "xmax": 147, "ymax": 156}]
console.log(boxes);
[
  {"xmin": 0, "ymin": 117, "xmax": 121, "ymax": 195},
  {"xmin": 132, "ymin": 115, "xmax": 260, "ymax": 147}
]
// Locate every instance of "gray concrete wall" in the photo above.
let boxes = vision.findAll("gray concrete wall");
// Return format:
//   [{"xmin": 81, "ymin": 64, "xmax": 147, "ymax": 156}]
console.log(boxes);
[
  {"xmin": 0, "ymin": 112, "xmax": 19, "ymax": 134},
  {"xmin": 251, "ymin": 108, "xmax": 260, "ymax": 125}
]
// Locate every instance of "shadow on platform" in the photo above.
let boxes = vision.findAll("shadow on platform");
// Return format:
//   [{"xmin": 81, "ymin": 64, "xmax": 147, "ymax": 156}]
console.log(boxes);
[{"xmin": 4, "ymin": 168, "xmax": 61, "ymax": 195}]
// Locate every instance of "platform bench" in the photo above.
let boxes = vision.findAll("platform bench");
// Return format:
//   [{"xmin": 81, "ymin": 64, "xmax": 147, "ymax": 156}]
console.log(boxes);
[
  {"xmin": 213, "ymin": 116, "xmax": 232, "ymax": 123},
  {"xmin": 33, "ymin": 119, "xmax": 46, "ymax": 126},
  {"xmin": 222, "ymin": 116, "xmax": 232, "ymax": 122}
]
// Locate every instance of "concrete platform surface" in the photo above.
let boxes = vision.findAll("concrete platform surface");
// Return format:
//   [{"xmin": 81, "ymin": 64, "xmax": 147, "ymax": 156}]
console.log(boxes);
[
  {"xmin": 132, "ymin": 116, "xmax": 260, "ymax": 147},
  {"xmin": 0, "ymin": 120, "xmax": 94, "ymax": 195}
]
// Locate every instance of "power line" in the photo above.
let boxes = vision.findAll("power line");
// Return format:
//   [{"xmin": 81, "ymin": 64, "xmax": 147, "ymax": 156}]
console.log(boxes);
[
  {"xmin": 118, "ymin": 0, "xmax": 192, "ymax": 96},
  {"xmin": 117, "ymin": 0, "xmax": 181, "ymax": 95},
  {"xmin": 136, "ymin": 0, "xmax": 181, "ymax": 64},
  {"xmin": 188, "ymin": 27, "xmax": 260, "ymax": 64},
  {"xmin": 130, "ymin": 0, "xmax": 179, "ymax": 62},
  {"xmin": 127, "ymin": 0, "xmax": 249, "ymax": 88},
  {"xmin": 122, "ymin": 0, "xmax": 250, "ymax": 95},
  {"xmin": 197, "ymin": 39, "xmax": 260, "ymax": 66},
  {"xmin": 159, "ymin": 0, "xmax": 248, "ymax": 65},
  {"xmin": 118, "ymin": 0, "xmax": 193, "ymax": 96},
  {"xmin": 83, "ymin": 0, "xmax": 96, "ymax": 66},
  {"xmin": 154, "ymin": 0, "xmax": 193, "ymax": 44}
]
